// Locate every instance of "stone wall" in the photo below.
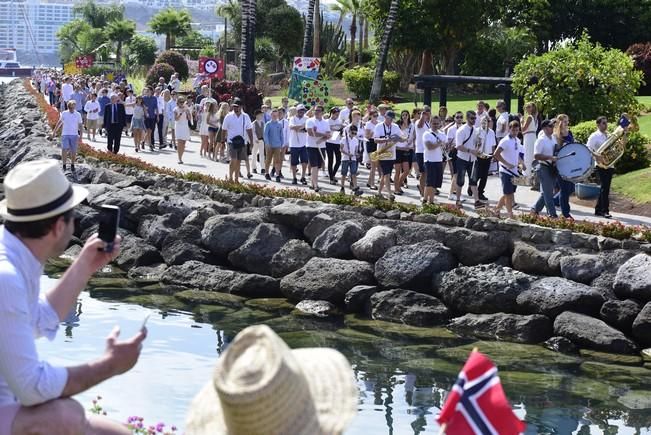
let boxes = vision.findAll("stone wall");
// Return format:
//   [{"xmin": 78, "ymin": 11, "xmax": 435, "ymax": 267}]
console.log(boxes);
[{"xmin": 2, "ymin": 80, "xmax": 651, "ymax": 357}]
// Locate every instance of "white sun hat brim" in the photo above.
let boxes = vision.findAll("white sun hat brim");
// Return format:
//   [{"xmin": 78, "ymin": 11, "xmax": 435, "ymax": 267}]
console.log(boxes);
[
  {"xmin": 0, "ymin": 184, "xmax": 88, "ymax": 223},
  {"xmin": 185, "ymin": 347, "xmax": 358, "ymax": 435}
]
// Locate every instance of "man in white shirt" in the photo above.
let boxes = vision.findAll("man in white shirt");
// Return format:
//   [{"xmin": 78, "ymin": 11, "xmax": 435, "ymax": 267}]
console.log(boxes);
[
  {"xmin": 0, "ymin": 160, "xmax": 145, "ymax": 435},
  {"xmin": 306, "ymin": 105, "xmax": 330, "ymax": 192},
  {"xmin": 445, "ymin": 111, "xmax": 464, "ymax": 199},
  {"xmin": 474, "ymin": 100, "xmax": 489, "ymax": 128},
  {"xmin": 454, "ymin": 110, "xmax": 481, "ymax": 208},
  {"xmin": 123, "ymin": 89, "xmax": 136, "ymax": 137},
  {"xmin": 473, "ymin": 116, "xmax": 496, "ymax": 201},
  {"xmin": 288, "ymin": 104, "xmax": 309, "ymax": 185},
  {"xmin": 587, "ymin": 116, "xmax": 614, "ymax": 218},
  {"xmin": 169, "ymin": 73, "xmax": 181, "ymax": 92},
  {"xmin": 531, "ymin": 119, "xmax": 559, "ymax": 218},
  {"xmin": 61, "ymin": 77, "xmax": 73, "ymax": 108},
  {"xmin": 339, "ymin": 98, "xmax": 354, "ymax": 124},
  {"xmin": 222, "ymin": 98, "xmax": 254, "ymax": 183},
  {"xmin": 52, "ymin": 100, "xmax": 83, "ymax": 177},
  {"xmin": 494, "ymin": 121, "xmax": 526, "ymax": 218},
  {"xmin": 373, "ymin": 111, "xmax": 402, "ymax": 199},
  {"xmin": 495, "ymin": 100, "xmax": 509, "ymax": 142},
  {"xmin": 83, "ymin": 93, "xmax": 100, "ymax": 141},
  {"xmin": 422, "ymin": 115, "xmax": 446, "ymax": 204},
  {"xmin": 415, "ymin": 106, "xmax": 431, "ymax": 198}
]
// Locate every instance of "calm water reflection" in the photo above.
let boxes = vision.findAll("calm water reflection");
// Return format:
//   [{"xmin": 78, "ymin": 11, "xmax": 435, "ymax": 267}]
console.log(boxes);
[{"xmin": 36, "ymin": 277, "xmax": 651, "ymax": 434}]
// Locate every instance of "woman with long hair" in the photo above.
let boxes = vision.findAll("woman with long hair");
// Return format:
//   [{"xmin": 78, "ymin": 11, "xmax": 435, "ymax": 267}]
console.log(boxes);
[
  {"xmin": 521, "ymin": 102, "xmax": 538, "ymax": 177},
  {"xmin": 174, "ymin": 96, "xmax": 193, "ymax": 164},
  {"xmin": 394, "ymin": 110, "xmax": 414, "ymax": 195},
  {"xmin": 553, "ymin": 113, "xmax": 575, "ymax": 219},
  {"xmin": 207, "ymin": 102, "xmax": 220, "ymax": 160},
  {"xmin": 364, "ymin": 109, "xmax": 381, "ymax": 190},
  {"xmin": 199, "ymin": 100, "xmax": 211, "ymax": 158},
  {"xmin": 131, "ymin": 96, "xmax": 146, "ymax": 152},
  {"xmin": 215, "ymin": 102, "xmax": 230, "ymax": 162}
]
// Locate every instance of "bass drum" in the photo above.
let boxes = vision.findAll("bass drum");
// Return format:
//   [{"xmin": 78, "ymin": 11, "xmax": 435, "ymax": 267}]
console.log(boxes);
[{"xmin": 556, "ymin": 143, "xmax": 594, "ymax": 183}]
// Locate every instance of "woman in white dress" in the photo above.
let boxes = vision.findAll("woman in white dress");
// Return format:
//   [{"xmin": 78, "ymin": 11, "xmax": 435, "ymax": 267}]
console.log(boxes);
[
  {"xmin": 199, "ymin": 100, "xmax": 211, "ymax": 158},
  {"xmin": 174, "ymin": 96, "xmax": 192, "ymax": 164},
  {"xmin": 521, "ymin": 102, "xmax": 539, "ymax": 177}
]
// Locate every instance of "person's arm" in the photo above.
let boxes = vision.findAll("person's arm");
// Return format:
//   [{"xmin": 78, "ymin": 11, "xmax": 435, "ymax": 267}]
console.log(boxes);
[
  {"xmin": 263, "ymin": 122, "xmax": 271, "ymax": 145},
  {"xmin": 522, "ymin": 115, "xmax": 532, "ymax": 132},
  {"xmin": 534, "ymin": 139, "xmax": 557, "ymax": 162},
  {"xmin": 247, "ymin": 127, "xmax": 254, "ymax": 145},
  {"xmin": 493, "ymin": 145, "xmax": 512, "ymax": 169}
]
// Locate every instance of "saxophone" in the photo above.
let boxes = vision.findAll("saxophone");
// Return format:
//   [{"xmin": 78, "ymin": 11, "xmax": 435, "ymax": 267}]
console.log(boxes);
[{"xmin": 595, "ymin": 126, "xmax": 628, "ymax": 169}]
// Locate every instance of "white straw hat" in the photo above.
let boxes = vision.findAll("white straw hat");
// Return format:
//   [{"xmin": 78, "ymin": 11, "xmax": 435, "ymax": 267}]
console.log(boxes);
[
  {"xmin": 0, "ymin": 160, "xmax": 88, "ymax": 222},
  {"xmin": 185, "ymin": 325, "xmax": 358, "ymax": 435}
]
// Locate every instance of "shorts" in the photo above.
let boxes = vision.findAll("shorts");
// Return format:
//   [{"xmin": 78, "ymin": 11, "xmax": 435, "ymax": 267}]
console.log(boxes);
[
  {"xmin": 86, "ymin": 118, "xmax": 100, "ymax": 129},
  {"xmin": 341, "ymin": 160, "xmax": 358, "ymax": 176},
  {"xmin": 415, "ymin": 152, "xmax": 425, "ymax": 173},
  {"xmin": 396, "ymin": 149, "xmax": 413, "ymax": 165},
  {"xmin": 379, "ymin": 159, "xmax": 394, "ymax": 176},
  {"xmin": 456, "ymin": 158, "xmax": 477, "ymax": 187},
  {"xmin": 208, "ymin": 126, "xmax": 219, "ymax": 133},
  {"xmin": 500, "ymin": 172, "xmax": 517, "ymax": 195},
  {"xmin": 265, "ymin": 147, "xmax": 284, "ymax": 169},
  {"xmin": 425, "ymin": 161, "xmax": 442, "ymax": 187},
  {"xmin": 144, "ymin": 117, "xmax": 156, "ymax": 130},
  {"xmin": 228, "ymin": 143, "xmax": 247, "ymax": 161},
  {"xmin": 131, "ymin": 117, "xmax": 145, "ymax": 130},
  {"xmin": 61, "ymin": 135, "xmax": 78, "ymax": 152},
  {"xmin": 0, "ymin": 404, "xmax": 19, "ymax": 435},
  {"xmin": 366, "ymin": 139, "xmax": 377, "ymax": 154},
  {"xmin": 307, "ymin": 147, "xmax": 323, "ymax": 168},
  {"xmin": 290, "ymin": 147, "xmax": 308, "ymax": 166}
]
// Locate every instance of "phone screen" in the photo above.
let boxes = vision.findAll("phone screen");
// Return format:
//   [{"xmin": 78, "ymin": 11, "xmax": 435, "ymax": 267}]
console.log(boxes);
[{"xmin": 97, "ymin": 205, "xmax": 120, "ymax": 251}]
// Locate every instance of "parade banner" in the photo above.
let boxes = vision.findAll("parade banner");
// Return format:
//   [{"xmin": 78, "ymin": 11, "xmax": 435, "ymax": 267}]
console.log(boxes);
[
  {"xmin": 75, "ymin": 54, "xmax": 94, "ymax": 69},
  {"xmin": 198, "ymin": 57, "xmax": 225, "ymax": 80},
  {"xmin": 64, "ymin": 62, "xmax": 81, "ymax": 75},
  {"xmin": 292, "ymin": 57, "xmax": 320, "ymax": 79},
  {"xmin": 299, "ymin": 79, "xmax": 330, "ymax": 108},
  {"xmin": 288, "ymin": 71, "xmax": 312, "ymax": 101}
]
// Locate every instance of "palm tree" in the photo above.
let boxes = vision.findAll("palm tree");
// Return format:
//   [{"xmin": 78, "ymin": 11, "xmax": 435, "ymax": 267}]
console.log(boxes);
[
  {"xmin": 74, "ymin": 0, "xmax": 124, "ymax": 28},
  {"xmin": 369, "ymin": 0, "xmax": 399, "ymax": 103},
  {"xmin": 302, "ymin": 0, "xmax": 316, "ymax": 57},
  {"xmin": 240, "ymin": 0, "xmax": 257, "ymax": 84},
  {"xmin": 149, "ymin": 8, "xmax": 192, "ymax": 50},
  {"xmin": 312, "ymin": 0, "xmax": 320, "ymax": 57},
  {"xmin": 106, "ymin": 19, "xmax": 135, "ymax": 65},
  {"xmin": 330, "ymin": 0, "xmax": 361, "ymax": 65}
]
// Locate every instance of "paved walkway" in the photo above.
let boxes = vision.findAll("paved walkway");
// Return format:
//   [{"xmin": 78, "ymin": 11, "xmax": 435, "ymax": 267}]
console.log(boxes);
[{"xmin": 85, "ymin": 131, "xmax": 651, "ymax": 227}]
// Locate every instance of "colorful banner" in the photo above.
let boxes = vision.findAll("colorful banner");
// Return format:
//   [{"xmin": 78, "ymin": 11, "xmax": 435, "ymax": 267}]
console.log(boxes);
[
  {"xmin": 75, "ymin": 54, "xmax": 94, "ymax": 69},
  {"xmin": 64, "ymin": 62, "xmax": 81, "ymax": 75},
  {"xmin": 288, "ymin": 71, "xmax": 312, "ymax": 100},
  {"xmin": 292, "ymin": 57, "xmax": 320, "ymax": 79},
  {"xmin": 198, "ymin": 57, "xmax": 225, "ymax": 80},
  {"xmin": 300, "ymin": 79, "xmax": 330, "ymax": 108}
]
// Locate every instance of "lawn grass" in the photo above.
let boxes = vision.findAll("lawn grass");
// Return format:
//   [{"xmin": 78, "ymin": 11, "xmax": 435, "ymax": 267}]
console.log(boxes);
[{"xmin": 612, "ymin": 167, "xmax": 651, "ymax": 203}]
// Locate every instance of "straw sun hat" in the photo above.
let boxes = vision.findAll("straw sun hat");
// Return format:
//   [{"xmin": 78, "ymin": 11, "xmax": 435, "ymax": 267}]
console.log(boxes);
[
  {"xmin": 0, "ymin": 160, "xmax": 88, "ymax": 222},
  {"xmin": 185, "ymin": 325, "xmax": 358, "ymax": 435}
]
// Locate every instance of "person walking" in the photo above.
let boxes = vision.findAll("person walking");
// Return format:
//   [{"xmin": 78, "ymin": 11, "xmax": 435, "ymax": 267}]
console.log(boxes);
[
  {"xmin": 288, "ymin": 104, "xmax": 309, "ymax": 185},
  {"xmin": 326, "ymin": 107, "xmax": 343, "ymax": 185},
  {"xmin": 587, "ymin": 116, "xmax": 615, "ymax": 218},
  {"xmin": 52, "ymin": 100, "xmax": 82, "ymax": 177},
  {"xmin": 222, "ymin": 98, "xmax": 254, "ymax": 183},
  {"xmin": 530, "ymin": 119, "xmax": 558, "ymax": 217},
  {"xmin": 521, "ymin": 102, "xmax": 539, "ymax": 177},
  {"xmin": 422, "ymin": 115, "xmax": 446, "ymax": 204},
  {"xmin": 174, "ymin": 96, "xmax": 193, "ymax": 164},
  {"xmin": 494, "ymin": 121, "xmax": 526, "ymax": 218},
  {"xmin": 131, "ymin": 96, "xmax": 146, "ymax": 153},
  {"xmin": 263, "ymin": 108, "xmax": 285, "ymax": 182},
  {"xmin": 306, "ymin": 105, "xmax": 330, "ymax": 192},
  {"xmin": 103, "ymin": 95, "xmax": 126, "ymax": 154},
  {"xmin": 83, "ymin": 92, "xmax": 100, "ymax": 142}
]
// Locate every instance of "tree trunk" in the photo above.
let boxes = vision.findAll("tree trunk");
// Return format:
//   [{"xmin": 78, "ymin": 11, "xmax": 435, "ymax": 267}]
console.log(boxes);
[
  {"xmin": 443, "ymin": 46, "xmax": 457, "ymax": 75},
  {"xmin": 312, "ymin": 0, "xmax": 320, "ymax": 57},
  {"xmin": 116, "ymin": 41, "xmax": 122, "ymax": 65},
  {"xmin": 165, "ymin": 34, "xmax": 171, "ymax": 51},
  {"xmin": 369, "ymin": 0, "xmax": 399, "ymax": 103},
  {"xmin": 418, "ymin": 49, "xmax": 433, "ymax": 75},
  {"xmin": 349, "ymin": 13, "xmax": 356, "ymax": 65},
  {"xmin": 248, "ymin": 0, "xmax": 257, "ymax": 84},
  {"xmin": 357, "ymin": 14, "xmax": 363, "ymax": 63},
  {"xmin": 302, "ymin": 0, "xmax": 315, "ymax": 57},
  {"xmin": 363, "ymin": 17, "xmax": 368, "ymax": 49},
  {"xmin": 240, "ymin": 0, "xmax": 251, "ymax": 83}
]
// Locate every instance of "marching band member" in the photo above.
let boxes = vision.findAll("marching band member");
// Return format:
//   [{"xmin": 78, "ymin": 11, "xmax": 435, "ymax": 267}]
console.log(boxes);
[
  {"xmin": 472, "ymin": 116, "xmax": 496, "ymax": 201},
  {"xmin": 288, "ymin": 104, "xmax": 309, "ymax": 185},
  {"xmin": 422, "ymin": 115, "xmax": 446, "ymax": 204},
  {"xmin": 553, "ymin": 114, "xmax": 575, "ymax": 219},
  {"xmin": 394, "ymin": 110, "xmax": 414, "ymax": 195},
  {"xmin": 364, "ymin": 109, "xmax": 381, "ymax": 190},
  {"xmin": 521, "ymin": 102, "xmax": 539, "ymax": 177},
  {"xmin": 587, "ymin": 116, "xmax": 614, "ymax": 218},
  {"xmin": 373, "ymin": 111, "xmax": 402, "ymax": 200},
  {"xmin": 454, "ymin": 110, "xmax": 481, "ymax": 208},
  {"xmin": 494, "ymin": 121, "xmax": 526, "ymax": 219},
  {"xmin": 446, "ymin": 111, "xmax": 463, "ymax": 200},
  {"xmin": 531, "ymin": 119, "xmax": 559, "ymax": 217},
  {"xmin": 415, "ymin": 106, "xmax": 431, "ymax": 200},
  {"xmin": 306, "ymin": 105, "xmax": 330, "ymax": 192}
]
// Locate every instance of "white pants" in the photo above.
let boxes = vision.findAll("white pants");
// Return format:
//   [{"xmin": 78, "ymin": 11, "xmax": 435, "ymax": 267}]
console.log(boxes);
[
  {"xmin": 251, "ymin": 138, "xmax": 265, "ymax": 170},
  {"xmin": 523, "ymin": 132, "xmax": 536, "ymax": 177}
]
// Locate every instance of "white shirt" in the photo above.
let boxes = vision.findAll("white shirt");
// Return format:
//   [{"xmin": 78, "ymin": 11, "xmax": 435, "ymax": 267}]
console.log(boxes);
[
  {"xmin": 124, "ymin": 95, "xmax": 136, "ymax": 115},
  {"xmin": 157, "ymin": 96, "xmax": 165, "ymax": 113},
  {"xmin": 170, "ymin": 78, "xmax": 181, "ymax": 92},
  {"xmin": 474, "ymin": 111, "xmax": 489, "ymax": 128},
  {"xmin": 364, "ymin": 120, "xmax": 378, "ymax": 141},
  {"xmin": 395, "ymin": 124, "xmax": 414, "ymax": 150},
  {"xmin": 339, "ymin": 107, "xmax": 351, "ymax": 124},
  {"xmin": 61, "ymin": 83, "xmax": 73, "ymax": 102},
  {"xmin": 327, "ymin": 117, "xmax": 344, "ymax": 145},
  {"xmin": 373, "ymin": 121, "xmax": 402, "ymax": 160},
  {"xmin": 222, "ymin": 112, "xmax": 253, "ymax": 143},
  {"xmin": 497, "ymin": 135, "xmax": 524, "ymax": 173},
  {"xmin": 306, "ymin": 117, "xmax": 329, "ymax": 149},
  {"xmin": 423, "ymin": 129, "xmax": 446, "ymax": 162},
  {"xmin": 0, "ymin": 227, "xmax": 67, "ymax": 407},
  {"xmin": 340, "ymin": 132, "xmax": 360, "ymax": 161},
  {"xmin": 496, "ymin": 111, "xmax": 509, "ymax": 139},
  {"xmin": 447, "ymin": 124, "xmax": 461, "ymax": 145},
  {"xmin": 415, "ymin": 119, "xmax": 430, "ymax": 153},
  {"xmin": 523, "ymin": 115, "xmax": 538, "ymax": 135},
  {"xmin": 587, "ymin": 130, "xmax": 608, "ymax": 153},
  {"xmin": 534, "ymin": 133, "xmax": 556, "ymax": 160},
  {"xmin": 455, "ymin": 124, "xmax": 478, "ymax": 162},
  {"xmin": 477, "ymin": 128, "xmax": 496, "ymax": 156},
  {"xmin": 288, "ymin": 115, "xmax": 308, "ymax": 148},
  {"xmin": 61, "ymin": 110, "xmax": 82, "ymax": 136},
  {"xmin": 84, "ymin": 100, "xmax": 100, "ymax": 120}
]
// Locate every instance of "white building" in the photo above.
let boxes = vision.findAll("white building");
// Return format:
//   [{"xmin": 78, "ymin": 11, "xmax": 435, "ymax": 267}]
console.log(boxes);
[{"xmin": 0, "ymin": 0, "xmax": 75, "ymax": 54}]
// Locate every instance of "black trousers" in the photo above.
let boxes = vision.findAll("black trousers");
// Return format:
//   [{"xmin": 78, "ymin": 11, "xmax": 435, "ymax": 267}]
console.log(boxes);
[
  {"xmin": 326, "ymin": 142, "xmax": 342, "ymax": 180},
  {"xmin": 155, "ymin": 114, "xmax": 165, "ymax": 146},
  {"xmin": 471, "ymin": 158, "xmax": 491, "ymax": 195},
  {"xmin": 107, "ymin": 124, "xmax": 122, "ymax": 154},
  {"xmin": 596, "ymin": 167, "xmax": 614, "ymax": 214}
]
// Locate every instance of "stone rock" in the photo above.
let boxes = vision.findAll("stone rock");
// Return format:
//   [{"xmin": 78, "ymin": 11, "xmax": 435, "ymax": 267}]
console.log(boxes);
[
  {"xmin": 553, "ymin": 311, "xmax": 639, "ymax": 354},
  {"xmin": 600, "ymin": 299, "xmax": 641, "ymax": 333},
  {"xmin": 161, "ymin": 238, "xmax": 208, "ymax": 266},
  {"xmin": 442, "ymin": 228, "xmax": 511, "ymax": 266},
  {"xmin": 174, "ymin": 290, "xmax": 245, "ymax": 308},
  {"xmin": 73, "ymin": 204, "xmax": 100, "ymax": 239},
  {"xmin": 437, "ymin": 265, "xmax": 534, "ymax": 314},
  {"xmin": 269, "ymin": 202, "xmax": 322, "ymax": 229},
  {"xmin": 632, "ymin": 302, "xmax": 651, "ymax": 347},
  {"xmin": 228, "ymin": 223, "xmax": 296, "ymax": 275},
  {"xmin": 370, "ymin": 289, "xmax": 449, "ymax": 327},
  {"xmin": 589, "ymin": 273, "xmax": 618, "ymax": 300},
  {"xmin": 161, "ymin": 261, "xmax": 281, "ymax": 298},
  {"xmin": 115, "ymin": 234, "xmax": 162, "ymax": 269},
  {"xmin": 560, "ymin": 254, "xmax": 605, "ymax": 284},
  {"xmin": 351, "ymin": 226, "xmax": 397, "ymax": 262},
  {"xmin": 386, "ymin": 221, "xmax": 446, "ymax": 245},
  {"xmin": 312, "ymin": 220, "xmax": 364, "ymax": 258},
  {"xmin": 157, "ymin": 194, "xmax": 210, "ymax": 221},
  {"xmin": 614, "ymin": 254, "xmax": 651, "ymax": 302},
  {"xmin": 182, "ymin": 207, "xmax": 218, "ymax": 228},
  {"xmin": 511, "ymin": 242, "xmax": 560, "ymax": 276},
  {"xmin": 375, "ymin": 241, "xmax": 457, "ymax": 291},
  {"xmin": 543, "ymin": 336, "xmax": 579, "ymax": 354},
  {"xmin": 127, "ymin": 264, "xmax": 168, "ymax": 285},
  {"xmin": 269, "ymin": 239, "xmax": 317, "ymax": 278},
  {"xmin": 201, "ymin": 211, "xmax": 265, "ymax": 257},
  {"xmin": 280, "ymin": 258, "xmax": 375, "ymax": 303},
  {"xmin": 516, "ymin": 277, "xmax": 606, "ymax": 318},
  {"xmin": 448, "ymin": 313, "xmax": 553, "ymax": 344},
  {"xmin": 304, "ymin": 213, "xmax": 336, "ymax": 243},
  {"xmin": 344, "ymin": 285, "xmax": 378, "ymax": 314},
  {"xmin": 137, "ymin": 214, "xmax": 184, "ymax": 248},
  {"xmin": 294, "ymin": 300, "xmax": 340, "ymax": 318},
  {"xmin": 89, "ymin": 186, "xmax": 163, "ymax": 231}
]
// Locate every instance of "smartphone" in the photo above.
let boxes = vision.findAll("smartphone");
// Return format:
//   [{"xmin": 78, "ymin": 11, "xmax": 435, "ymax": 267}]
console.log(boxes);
[
  {"xmin": 141, "ymin": 314, "xmax": 150, "ymax": 330},
  {"xmin": 97, "ymin": 205, "xmax": 120, "ymax": 252}
]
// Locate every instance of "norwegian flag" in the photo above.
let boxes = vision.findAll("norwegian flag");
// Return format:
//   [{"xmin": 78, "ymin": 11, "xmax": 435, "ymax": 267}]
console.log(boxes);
[{"xmin": 436, "ymin": 350, "xmax": 526, "ymax": 435}]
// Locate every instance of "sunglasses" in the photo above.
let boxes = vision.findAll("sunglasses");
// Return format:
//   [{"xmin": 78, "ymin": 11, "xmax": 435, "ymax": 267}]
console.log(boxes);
[
  {"xmin": 469, "ymin": 117, "xmax": 476, "ymax": 121},
  {"xmin": 315, "ymin": 109, "xmax": 323, "ymax": 112},
  {"xmin": 455, "ymin": 116, "xmax": 463, "ymax": 120}
]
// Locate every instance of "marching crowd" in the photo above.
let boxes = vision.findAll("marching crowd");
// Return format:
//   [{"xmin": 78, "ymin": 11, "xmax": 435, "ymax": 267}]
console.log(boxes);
[{"xmin": 36, "ymin": 70, "xmax": 623, "ymax": 220}]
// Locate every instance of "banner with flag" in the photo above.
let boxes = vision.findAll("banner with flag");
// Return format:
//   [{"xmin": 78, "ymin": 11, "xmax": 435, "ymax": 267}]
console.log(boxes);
[
  {"xmin": 75, "ymin": 54, "xmax": 94, "ymax": 69},
  {"xmin": 436, "ymin": 350, "xmax": 525, "ymax": 435},
  {"xmin": 198, "ymin": 57, "xmax": 224, "ymax": 80}
]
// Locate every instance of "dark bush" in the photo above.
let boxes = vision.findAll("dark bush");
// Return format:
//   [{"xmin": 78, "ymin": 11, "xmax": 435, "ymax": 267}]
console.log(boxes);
[
  {"xmin": 342, "ymin": 67, "xmax": 400, "ymax": 99},
  {"xmin": 155, "ymin": 50, "xmax": 189, "ymax": 81},
  {"xmin": 146, "ymin": 63, "xmax": 175, "ymax": 86},
  {"xmin": 211, "ymin": 80, "xmax": 263, "ymax": 116},
  {"xmin": 626, "ymin": 42, "xmax": 651, "ymax": 95}
]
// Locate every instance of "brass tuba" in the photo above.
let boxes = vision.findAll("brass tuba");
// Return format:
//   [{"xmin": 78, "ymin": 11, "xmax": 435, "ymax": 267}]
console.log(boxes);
[{"xmin": 595, "ymin": 126, "xmax": 627, "ymax": 169}]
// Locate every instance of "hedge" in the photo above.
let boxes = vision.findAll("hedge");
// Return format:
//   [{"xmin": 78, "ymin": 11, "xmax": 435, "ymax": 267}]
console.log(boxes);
[{"xmin": 342, "ymin": 67, "xmax": 400, "ymax": 99}]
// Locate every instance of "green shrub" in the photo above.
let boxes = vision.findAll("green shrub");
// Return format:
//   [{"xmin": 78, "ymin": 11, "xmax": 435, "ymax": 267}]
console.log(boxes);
[
  {"xmin": 342, "ymin": 67, "xmax": 401, "ymax": 99},
  {"xmin": 83, "ymin": 66, "xmax": 108, "ymax": 77},
  {"xmin": 155, "ymin": 50, "xmax": 189, "ymax": 80},
  {"xmin": 513, "ymin": 34, "xmax": 643, "ymax": 123},
  {"xmin": 145, "ymin": 63, "xmax": 175, "ymax": 86}
]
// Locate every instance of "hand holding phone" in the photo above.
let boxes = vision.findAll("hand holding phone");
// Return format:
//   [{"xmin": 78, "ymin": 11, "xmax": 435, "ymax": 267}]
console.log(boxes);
[{"xmin": 97, "ymin": 205, "xmax": 120, "ymax": 253}]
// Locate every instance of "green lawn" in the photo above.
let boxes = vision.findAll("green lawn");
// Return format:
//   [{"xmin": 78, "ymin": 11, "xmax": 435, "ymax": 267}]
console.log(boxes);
[{"xmin": 612, "ymin": 167, "xmax": 651, "ymax": 204}]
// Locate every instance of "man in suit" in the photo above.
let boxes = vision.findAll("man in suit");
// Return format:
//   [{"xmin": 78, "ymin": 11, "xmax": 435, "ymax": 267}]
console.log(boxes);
[{"xmin": 103, "ymin": 95, "xmax": 126, "ymax": 154}]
